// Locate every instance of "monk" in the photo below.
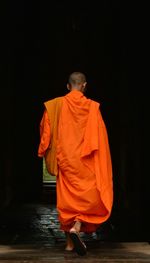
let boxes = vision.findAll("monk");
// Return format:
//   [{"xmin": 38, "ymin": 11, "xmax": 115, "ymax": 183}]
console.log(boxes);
[{"xmin": 38, "ymin": 72, "xmax": 113, "ymax": 256}]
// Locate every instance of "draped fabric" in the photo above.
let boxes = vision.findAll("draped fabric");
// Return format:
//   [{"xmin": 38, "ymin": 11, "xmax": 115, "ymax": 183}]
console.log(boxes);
[
  {"xmin": 38, "ymin": 97, "xmax": 62, "ymax": 176},
  {"xmin": 56, "ymin": 90, "xmax": 113, "ymax": 232}
]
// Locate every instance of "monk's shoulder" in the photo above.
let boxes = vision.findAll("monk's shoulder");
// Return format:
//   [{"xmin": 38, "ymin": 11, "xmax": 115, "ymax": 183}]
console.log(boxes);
[
  {"xmin": 90, "ymin": 98, "xmax": 100, "ymax": 110},
  {"xmin": 44, "ymin": 96, "xmax": 63, "ymax": 107}
]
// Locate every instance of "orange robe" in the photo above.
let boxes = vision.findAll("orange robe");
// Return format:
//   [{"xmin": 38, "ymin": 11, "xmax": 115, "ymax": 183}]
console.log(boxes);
[{"xmin": 38, "ymin": 90, "xmax": 113, "ymax": 233}]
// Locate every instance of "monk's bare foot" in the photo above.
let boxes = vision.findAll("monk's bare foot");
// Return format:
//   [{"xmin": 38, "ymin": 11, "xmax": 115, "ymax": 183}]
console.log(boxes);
[
  {"xmin": 65, "ymin": 232, "xmax": 74, "ymax": 251},
  {"xmin": 65, "ymin": 245, "xmax": 74, "ymax": 251},
  {"xmin": 70, "ymin": 220, "xmax": 81, "ymax": 233}
]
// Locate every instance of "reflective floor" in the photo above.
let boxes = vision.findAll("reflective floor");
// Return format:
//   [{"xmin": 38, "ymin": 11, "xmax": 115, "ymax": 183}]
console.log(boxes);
[{"xmin": 0, "ymin": 203, "xmax": 150, "ymax": 262}]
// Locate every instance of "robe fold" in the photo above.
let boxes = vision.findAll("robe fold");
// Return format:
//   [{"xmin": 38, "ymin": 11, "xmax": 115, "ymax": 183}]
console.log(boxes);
[{"xmin": 38, "ymin": 90, "xmax": 113, "ymax": 233}]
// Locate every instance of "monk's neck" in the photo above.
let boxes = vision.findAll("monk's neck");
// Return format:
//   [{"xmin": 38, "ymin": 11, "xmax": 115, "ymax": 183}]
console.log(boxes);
[{"xmin": 70, "ymin": 89, "xmax": 83, "ymax": 94}]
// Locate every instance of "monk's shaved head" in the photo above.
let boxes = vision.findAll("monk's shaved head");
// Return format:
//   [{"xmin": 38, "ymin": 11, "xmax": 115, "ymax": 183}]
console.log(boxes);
[
  {"xmin": 67, "ymin": 72, "xmax": 87, "ymax": 93},
  {"xmin": 68, "ymin": 72, "xmax": 86, "ymax": 86}
]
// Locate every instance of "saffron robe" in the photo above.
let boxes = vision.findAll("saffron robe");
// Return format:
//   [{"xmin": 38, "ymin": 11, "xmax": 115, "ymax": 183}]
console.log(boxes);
[{"xmin": 38, "ymin": 90, "xmax": 113, "ymax": 233}]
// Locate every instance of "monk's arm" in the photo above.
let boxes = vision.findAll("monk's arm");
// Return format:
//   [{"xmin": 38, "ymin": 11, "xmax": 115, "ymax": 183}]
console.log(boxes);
[{"xmin": 38, "ymin": 110, "xmax": 51, "ymax": 157}]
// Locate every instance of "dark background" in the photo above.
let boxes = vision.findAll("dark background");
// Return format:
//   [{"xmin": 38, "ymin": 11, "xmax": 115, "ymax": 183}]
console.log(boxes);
[{"xmin": 0, "ymin": 1, "xmax": 149, "ymax": 241}]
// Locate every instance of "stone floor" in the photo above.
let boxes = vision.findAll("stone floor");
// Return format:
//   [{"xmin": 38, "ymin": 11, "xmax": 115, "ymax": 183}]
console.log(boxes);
[{"xmin": 0, "ymin": 203, "xmax": 150, "ymax": 262}]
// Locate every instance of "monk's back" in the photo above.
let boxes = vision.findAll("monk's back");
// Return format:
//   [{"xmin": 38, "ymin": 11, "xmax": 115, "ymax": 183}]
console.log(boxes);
[{"xmin": 57, "ymin": 90, "xmax": 91, "ymax": 172}]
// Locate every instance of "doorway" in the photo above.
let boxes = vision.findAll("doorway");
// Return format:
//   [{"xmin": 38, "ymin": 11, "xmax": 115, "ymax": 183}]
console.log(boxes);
[
  {"xmin": 43, "ymin": 158, "xmax": 56, "ymax": 183},
  {"xmin": 42, "ymin": 158, "xmax": 56, "ymax": 204}
]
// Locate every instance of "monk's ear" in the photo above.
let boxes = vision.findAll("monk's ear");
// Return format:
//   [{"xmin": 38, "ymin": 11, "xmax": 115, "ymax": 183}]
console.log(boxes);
[
  {"xmin": 83, "ymin": 82, "xmax": 87, "ymax": 88},
  {"xmin": 82, "ymin": 82, "xmax": 87, "ymax": 92},
  {"xmin": 67, "ymin": 83, "xmax": 70, "ymax": 91}
]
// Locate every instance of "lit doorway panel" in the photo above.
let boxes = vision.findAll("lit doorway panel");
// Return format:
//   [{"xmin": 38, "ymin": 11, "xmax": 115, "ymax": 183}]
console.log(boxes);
[{"xmin": 43, "ymin": 158, "xmax": 56, "ymax": 183}]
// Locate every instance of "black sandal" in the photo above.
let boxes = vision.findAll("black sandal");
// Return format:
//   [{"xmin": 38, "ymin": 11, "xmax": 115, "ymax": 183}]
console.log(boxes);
[{"xmin": 69, "ymin": 231, "xmax": 87, "ymax": 256}]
